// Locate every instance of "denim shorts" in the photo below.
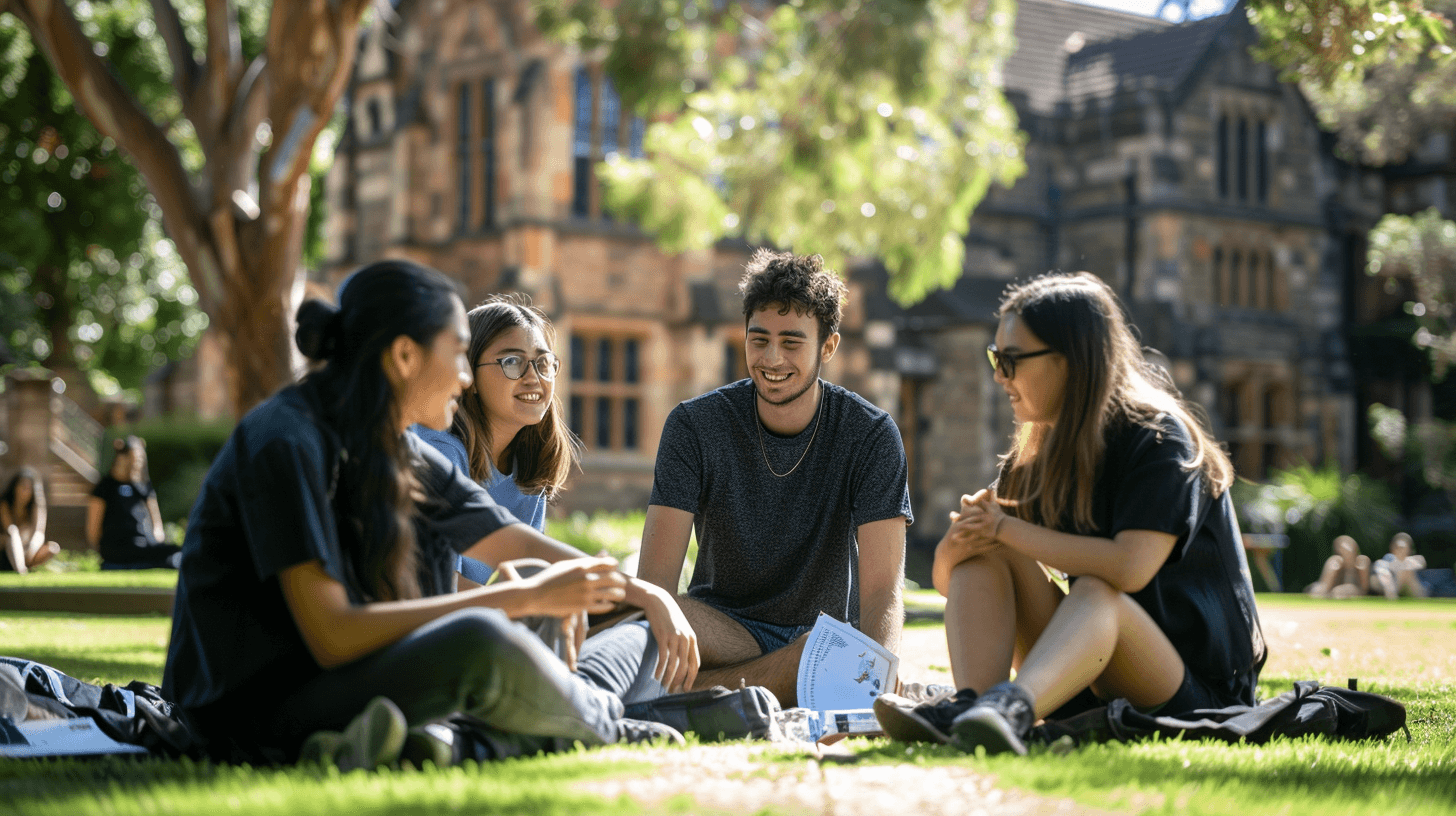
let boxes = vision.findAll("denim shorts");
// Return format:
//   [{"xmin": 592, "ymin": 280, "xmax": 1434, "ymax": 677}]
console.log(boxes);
[{"xmin": 718, "ymin": 609, "xmax": 814, "ymax": 654}]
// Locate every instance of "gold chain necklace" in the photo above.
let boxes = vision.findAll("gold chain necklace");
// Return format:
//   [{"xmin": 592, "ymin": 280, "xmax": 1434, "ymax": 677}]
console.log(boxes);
[{"xmin": 754, "ymin": 385, "xmax": 823, "ymax": 478}]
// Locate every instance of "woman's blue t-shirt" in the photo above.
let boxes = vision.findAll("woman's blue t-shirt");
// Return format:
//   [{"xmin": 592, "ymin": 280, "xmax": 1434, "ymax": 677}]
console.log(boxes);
[{"xmin": 411, "ymin": 425, "xmax": 549, "ymax": 584}]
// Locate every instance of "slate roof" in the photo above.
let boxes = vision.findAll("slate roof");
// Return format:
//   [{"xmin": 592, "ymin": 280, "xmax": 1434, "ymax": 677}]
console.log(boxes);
[
  {"xmin": 1062, "ymin": 12, "xmax": 1229, "ymax": 107},
  {"xmin": 1003, "ymin": 0, "xmax": 1170, "ymax": 114},
  {"xmin": 1004, "ymin": 0, "xmax": 1243, "ymax": 114}
]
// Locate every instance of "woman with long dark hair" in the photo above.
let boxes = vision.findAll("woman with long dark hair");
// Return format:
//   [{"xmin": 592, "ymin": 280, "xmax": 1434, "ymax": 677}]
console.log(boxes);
[
  {"xmin": 1, "ymin": 467, "xmax": 60, "ymax": 573},
  {"xmin": 162, "ymin": 260, "xmax": 684, "ymax": 768},
  {"xmin": 877, "ymin": 272, "xmax": 1264, "ymax": 755}
]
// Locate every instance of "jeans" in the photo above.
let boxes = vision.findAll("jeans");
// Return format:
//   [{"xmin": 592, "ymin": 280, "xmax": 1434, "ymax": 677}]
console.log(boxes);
[{"xmin": 262, "ymin": 608, "xmax": 661, "ymax": 755}]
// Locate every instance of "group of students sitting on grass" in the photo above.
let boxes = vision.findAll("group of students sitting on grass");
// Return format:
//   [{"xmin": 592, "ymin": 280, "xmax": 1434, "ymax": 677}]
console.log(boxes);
[{"xmin": 144, "ymin": 251, "xmax": 1264, "ymax": 767}]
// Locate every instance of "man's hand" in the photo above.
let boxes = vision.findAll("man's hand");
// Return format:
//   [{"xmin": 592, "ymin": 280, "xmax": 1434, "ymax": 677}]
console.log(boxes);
[{"xmin": 634, "ymin": 581, "xmax": 701, "ymax": 693}]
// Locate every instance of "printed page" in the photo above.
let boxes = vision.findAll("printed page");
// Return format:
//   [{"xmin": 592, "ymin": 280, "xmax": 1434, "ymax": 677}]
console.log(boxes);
[
  {"xmin": 0, "ymin": 717, "xmax": 150, "ymax": 757},
  {"xmin": 795, "ymin": 612, "xmax": 899, "ymax": 713}
]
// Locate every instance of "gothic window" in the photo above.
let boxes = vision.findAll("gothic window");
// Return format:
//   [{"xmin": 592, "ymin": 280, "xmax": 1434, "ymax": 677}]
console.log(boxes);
[
  {"xmin": 1216, "ymin": 115, "xmax": 1229, "ymax": 199},
  {"xmin": 456, "ymin": 83, "xmax": 471, "ymax": 231},
  {"xmin": 1256, "ymin": 120, "xmax": 1269, "ymax": 204},
  {"xmin": 1235, "ymin": 118, "xmax": 1249, "ymax": 201},
  {"xmin": 571, "ymin": 67, "xmax": 648, "ymax": 220},
  {"xmin": 455, "ymin": 78, "xmax": 498, "ymax": 233}
]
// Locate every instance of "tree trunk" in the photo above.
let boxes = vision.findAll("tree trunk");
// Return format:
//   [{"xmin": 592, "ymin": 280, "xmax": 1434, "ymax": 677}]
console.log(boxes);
[{"xmin": 9, "ymin": 0, "xmax": 371, "ymax": 419}]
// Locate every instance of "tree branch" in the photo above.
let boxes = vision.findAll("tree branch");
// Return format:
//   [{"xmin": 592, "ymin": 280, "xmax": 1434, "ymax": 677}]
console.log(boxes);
[
  {"xmin": 148, "ymin": 0, "xmax": 199, "ymax": 105},
  {"xmin": 11, "ymin": 0, "xmax": 225, "ymax": 314}
]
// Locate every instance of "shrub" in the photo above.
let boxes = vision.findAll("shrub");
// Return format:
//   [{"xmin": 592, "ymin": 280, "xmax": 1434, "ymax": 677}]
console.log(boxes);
[{"xmin": 1233, "ymin": 465, "xmax": 1400, "ymax": 591}]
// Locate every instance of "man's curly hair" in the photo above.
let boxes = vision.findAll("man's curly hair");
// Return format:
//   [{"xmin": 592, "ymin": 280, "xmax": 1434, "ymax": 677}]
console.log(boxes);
[{"xmin": 738, "ymin": 249, "xmax": 848, "ymax": 344}]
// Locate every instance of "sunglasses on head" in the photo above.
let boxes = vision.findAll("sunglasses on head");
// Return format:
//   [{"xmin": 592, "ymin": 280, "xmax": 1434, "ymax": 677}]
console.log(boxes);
[
  {"xmin": 986, "ymin": 344, "xmax": 1054, "ymax": 380},
  {"xmin": 477, "ymin": 353, "xmax": 561, "ymax": 381}
]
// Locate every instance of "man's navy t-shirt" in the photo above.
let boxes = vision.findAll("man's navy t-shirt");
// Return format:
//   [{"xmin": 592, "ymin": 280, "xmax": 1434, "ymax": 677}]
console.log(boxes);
[
  {"xmin": 162, "ymin": 384, "xmax": 519, "ymax": 729},
  {"xmin": 1037, "ymin": 413, "xmax": 1266, "ymax": 704},
  {"xmin": 649, "ymin": 379, "xmax": 912, "ymax": 629}
]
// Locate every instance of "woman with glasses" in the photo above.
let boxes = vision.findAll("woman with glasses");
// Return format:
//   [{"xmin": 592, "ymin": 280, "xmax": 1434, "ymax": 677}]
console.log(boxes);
[
  {"xmin": 876, "ymin": 272, "xmax": 1264, "ymax": 756},
  {"xmin": 416, "ymin": 294, "xmax": 698, "ymax": 694}
]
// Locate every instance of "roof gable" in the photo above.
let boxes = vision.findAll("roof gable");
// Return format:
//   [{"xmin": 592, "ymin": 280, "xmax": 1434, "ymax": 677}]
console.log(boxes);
[{"xmin": 1002, "ymin": 0, "xmax": 1170, "ymax": 114}]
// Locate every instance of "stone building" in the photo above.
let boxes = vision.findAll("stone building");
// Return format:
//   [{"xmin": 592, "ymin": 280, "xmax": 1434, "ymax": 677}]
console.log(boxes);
[{"xmin": 323, "ymin": 0, "xmax": 1380, "ymax": 545}]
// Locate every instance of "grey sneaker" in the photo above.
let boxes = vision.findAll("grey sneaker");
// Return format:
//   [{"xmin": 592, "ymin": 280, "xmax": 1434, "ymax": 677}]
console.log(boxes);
[
  {"xmin": 301, "ymin": 696, "xmax": 408, "ymax": 772},
  {"xmin": 401, "ymin": 722, "xmax": 458, "ymax": 768},
  {"xmin": 874, "ymin": 687, "xmax": 979, "ymax": 744},
  {"xmin": 615, "ymin": 717, "xmax": 686, "ymax": 746},
  {"xmin": 950, "ymin": 681, "xmax": 1035, "ymax": 756}
]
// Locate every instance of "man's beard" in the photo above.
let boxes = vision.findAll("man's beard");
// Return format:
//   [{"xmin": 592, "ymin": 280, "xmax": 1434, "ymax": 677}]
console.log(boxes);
[{"xmin": 756, "ymin": 354, "xmax": 821, "ymax": 407}]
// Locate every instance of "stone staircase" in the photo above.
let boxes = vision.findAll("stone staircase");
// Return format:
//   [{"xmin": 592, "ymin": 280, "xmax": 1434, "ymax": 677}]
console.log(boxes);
[{"xmin": 2, "ymin": 371, "xmax": 102, "ymax": 552}]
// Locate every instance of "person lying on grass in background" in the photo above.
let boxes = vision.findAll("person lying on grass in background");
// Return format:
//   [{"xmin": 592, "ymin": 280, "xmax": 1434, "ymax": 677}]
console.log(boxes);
[
  {"xmin": 162, "ymin": 259, "xmax": 686, "ymax": 771},
  {"xmin": 88, "ymin": 436, "xmax": 182, "ymax": 570},
  {"xmin": 876, "ymin": 272, "xmax": 1266, "ymax": 755},
  {"xmin": 412, "ymin": 293, "xmax": 696, "ymax": 693},
  {"xmin": 1, "ymin": 467, "xmax": 60, "ymax": 574}
]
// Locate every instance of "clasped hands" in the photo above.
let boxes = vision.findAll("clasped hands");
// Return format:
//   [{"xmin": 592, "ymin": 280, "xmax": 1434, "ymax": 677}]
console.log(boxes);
[{"xmin": 931, "ymin": 488, "xmax": 1009, "ymax": 595}]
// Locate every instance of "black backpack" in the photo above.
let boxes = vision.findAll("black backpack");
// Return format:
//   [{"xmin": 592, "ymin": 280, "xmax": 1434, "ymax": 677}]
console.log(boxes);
[
  {"xmin": 0, "ymin": 657, "xmax": 203, "ymax": 758},
  {"xmin": 1031, "ymin": 680, "xmax": 1409, "ymax": 747}
]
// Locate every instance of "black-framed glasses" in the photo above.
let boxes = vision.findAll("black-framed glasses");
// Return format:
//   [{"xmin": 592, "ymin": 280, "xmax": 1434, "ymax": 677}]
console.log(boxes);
[
  {"xmin": 986, "ymin": 344, "xmax": 1054, "ymax": 380},
  {"xmin": 477, "ymin": 353, "xmax": 561, "ymax": 381}
]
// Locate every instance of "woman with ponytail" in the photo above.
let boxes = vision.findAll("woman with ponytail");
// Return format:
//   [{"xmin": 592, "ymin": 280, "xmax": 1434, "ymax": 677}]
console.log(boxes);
[
  {"xmin": 876, "ymin": 272, "xmax": 1265, "ymax": 756},
  {"xmin": 163, "ymin": 260, "xmax": 688, "ymax": 768}
]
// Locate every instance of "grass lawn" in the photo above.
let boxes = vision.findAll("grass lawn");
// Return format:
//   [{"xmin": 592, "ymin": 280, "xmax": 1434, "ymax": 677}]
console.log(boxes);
[{"xmin": 2, "ymin": 595, "xmax": 1454, "ymax": 815}]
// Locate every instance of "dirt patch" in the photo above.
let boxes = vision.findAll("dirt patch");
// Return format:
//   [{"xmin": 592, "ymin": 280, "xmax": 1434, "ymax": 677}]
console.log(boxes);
[{"xmin": 575, "ymin": 743, "xmax": 1101, "ymax": 816}]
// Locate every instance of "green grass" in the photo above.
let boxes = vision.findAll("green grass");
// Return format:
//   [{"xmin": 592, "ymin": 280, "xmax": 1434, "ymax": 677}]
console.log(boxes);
[
  {"xmin": 0, "ymin": 571, "xmax": 178, "ymax": 589},
  {"xmin": 3, "ymin": 599, "xmax": 1456, "ymax": 815}
]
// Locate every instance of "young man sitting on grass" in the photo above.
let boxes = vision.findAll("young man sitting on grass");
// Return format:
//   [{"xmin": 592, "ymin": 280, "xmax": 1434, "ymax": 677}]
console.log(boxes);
[{"xmin": 637, "ymin": 249, "xmax": 914, "ymax": 706}]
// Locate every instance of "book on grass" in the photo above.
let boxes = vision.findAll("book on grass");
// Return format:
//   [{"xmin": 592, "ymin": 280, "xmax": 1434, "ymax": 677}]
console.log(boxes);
[
  {"xmin": 0, "ymin": 716, "xmax": 149, "ymax": 757},
  {"xmin": 795, "ymin": 612, "xmax": 898, "ymax": 719}
]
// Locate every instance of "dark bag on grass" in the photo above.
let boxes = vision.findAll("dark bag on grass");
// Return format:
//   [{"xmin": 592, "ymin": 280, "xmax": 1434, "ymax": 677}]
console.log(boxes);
[
  {"xmin": 0, "ymin": 656, "xmax": 203, "ymax": 758},
  {"xmin": 1031, "ymin": 680, "xmax": 1408, "ymax": 748},
  {"xmin": 623, "ymin": 684, "xmax": 780, "ymax": 741}
]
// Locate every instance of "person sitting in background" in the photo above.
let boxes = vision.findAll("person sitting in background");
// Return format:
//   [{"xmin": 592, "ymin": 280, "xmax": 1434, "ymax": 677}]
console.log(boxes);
[
  {"xmin": 1304, "ymin": 535, "xmax": 1369, "ymax": 599},
  {"xmin": 87, "ymin": 436, "xmax": 182, "ymax": 570},
  {"xmin": 1, "ymin": 468, "xmax": 61, "ymax": 574},
  {"xmin": 1371, "ymin": 533, "xmax": 1427, "ymax": 599}
]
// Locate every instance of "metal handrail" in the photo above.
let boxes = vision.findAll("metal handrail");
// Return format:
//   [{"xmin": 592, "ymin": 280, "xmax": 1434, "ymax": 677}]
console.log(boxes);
[{"xmin": 51, "ymin": 392, "xmax": 102, "ymax": 474}]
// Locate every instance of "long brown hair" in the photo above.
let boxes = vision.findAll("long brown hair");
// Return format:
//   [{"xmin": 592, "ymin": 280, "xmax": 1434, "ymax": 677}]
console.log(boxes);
[
  {"xmin": 295, "ymin": 259, "xmax": 461, "ymax": 602},
  {"xmin": 995, "ymin": 272, "xmax": 1233, "ymax": 533},
  {"xmin": 1, "ymin": 467, "xmax": 45, "ymax": 526},
  {"xmin": 451, "ymin": 294, "xmax": 581, "ymax": 500}
]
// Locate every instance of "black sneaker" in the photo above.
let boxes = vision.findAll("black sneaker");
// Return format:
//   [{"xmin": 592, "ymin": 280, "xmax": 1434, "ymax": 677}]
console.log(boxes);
[
  {"xmin": 615, "ymin": 717, "xmax": 686, "ymax": 746},
  {"xmin": 301, "ymin": 696, "xmax": 408, "ymax": 772},
  {"xmin": 873, "ymin": 687, "xmax": 979, "ymax": 744},
  {"xmin": 950, "ymin": 682, "xmax": 1035, "ymax": 756}
]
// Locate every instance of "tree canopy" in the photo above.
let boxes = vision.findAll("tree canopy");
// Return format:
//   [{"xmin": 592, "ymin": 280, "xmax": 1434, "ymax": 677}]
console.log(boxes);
[
  {"xmin": 0, "ymin": 8, "xmax": 204, "ymax": 399},
  {"xmin": 537, "ymin": 0, "xmax": 1026, "ymax": 305},
  {"xmin": 1248, "ymin": 0, "xmax": 1456, "ymax": 164}
]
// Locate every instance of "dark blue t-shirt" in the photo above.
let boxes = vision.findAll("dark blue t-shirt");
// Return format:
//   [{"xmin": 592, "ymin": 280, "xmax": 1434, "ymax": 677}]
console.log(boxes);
[
  {"xmin": 90, "ymin": 475, "xmax": 159, "ymax": 562},
  {"xmin": 649, "ymin": 379, "xmax": 912, "ymax": 629},
  {"xmin": 162, "ymin": 384, "xmax": 519, "ymax": 720}
]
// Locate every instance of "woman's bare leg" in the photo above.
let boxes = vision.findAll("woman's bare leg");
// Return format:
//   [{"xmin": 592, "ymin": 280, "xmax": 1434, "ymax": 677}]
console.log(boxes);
[
  {"xmin": 1011, "ymin": 576, "xmax": 1184, "ymax": 717},
  {"xmin": 944, "ymin": 547, "xmax": 1062, "ymax": 694}
]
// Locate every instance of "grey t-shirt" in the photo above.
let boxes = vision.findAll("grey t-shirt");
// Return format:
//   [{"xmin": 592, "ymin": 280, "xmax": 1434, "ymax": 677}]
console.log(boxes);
[{"xmin": 649, "ymin": 379, "xmax": 913, "ymax": 629}]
